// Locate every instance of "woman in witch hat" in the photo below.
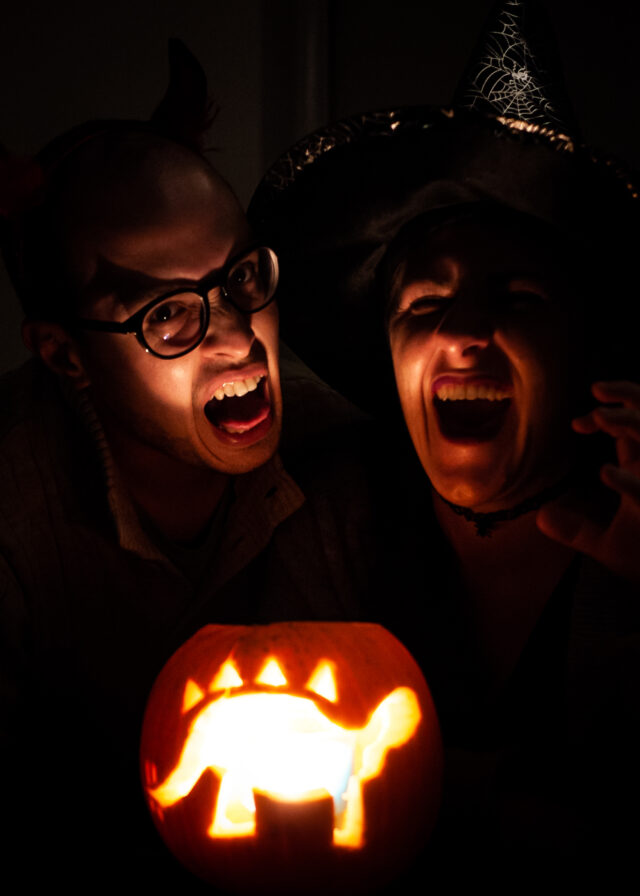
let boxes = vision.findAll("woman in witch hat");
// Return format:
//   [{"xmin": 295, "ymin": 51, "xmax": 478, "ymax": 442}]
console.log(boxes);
[{"xmin": 249, "ymin": 0, "xmax": 640, "ymax": 875}]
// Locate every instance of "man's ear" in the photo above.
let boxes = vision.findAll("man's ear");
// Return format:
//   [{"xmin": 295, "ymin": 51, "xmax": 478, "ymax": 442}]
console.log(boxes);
[{"xmin": 22, "ymin": 320, "xmax": 90, "ymax": 388}]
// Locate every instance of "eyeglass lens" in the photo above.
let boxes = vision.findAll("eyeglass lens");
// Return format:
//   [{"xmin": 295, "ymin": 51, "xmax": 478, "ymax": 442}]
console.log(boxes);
[
  {"xmin": 226, "ymin": 246, "xmax": 278, "ymax": 312},
  {"xmin": 141, "ymin": 247, "xmax": 277, "ymax": 356},
  {"xmin": 142, "ymin": 293, "xmax": 206, "ymax": 355}
]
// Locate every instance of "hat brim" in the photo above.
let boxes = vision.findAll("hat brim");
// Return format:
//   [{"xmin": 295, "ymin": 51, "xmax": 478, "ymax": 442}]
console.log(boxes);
[{"xmin": 249, "ymin": 106, "xmax": 638, "ymax": 412}]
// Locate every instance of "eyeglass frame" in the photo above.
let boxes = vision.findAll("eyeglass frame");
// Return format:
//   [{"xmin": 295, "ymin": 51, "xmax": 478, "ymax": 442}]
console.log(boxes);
[{"xmin": 74, "ymin": 244, "xmax": 279, "ymax": 359}]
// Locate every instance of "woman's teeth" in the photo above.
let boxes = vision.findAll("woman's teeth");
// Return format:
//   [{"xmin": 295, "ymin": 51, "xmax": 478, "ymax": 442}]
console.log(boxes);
[
  {"xmin": 435, "ymin": 383, "xmax": 511, "ymax": 401},
  {"xmin": 211, "ymin": 375, "xmax": 264, "ymax": 402}
]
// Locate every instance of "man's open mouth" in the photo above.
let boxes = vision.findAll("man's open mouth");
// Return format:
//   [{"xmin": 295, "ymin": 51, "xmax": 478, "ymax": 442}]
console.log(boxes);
[
  {"xmin": 205, "ymin": 374, "xmax": 271, "ymax": 434},
  {"xmin": 433, "ymin": 381, "xmax": 512, "ymax": 441}
]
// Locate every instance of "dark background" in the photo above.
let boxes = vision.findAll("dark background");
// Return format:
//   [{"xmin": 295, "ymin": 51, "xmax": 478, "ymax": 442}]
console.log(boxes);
[{"xmin": 2, "ymin": 0, "xmax": 639, "ymax": 373}]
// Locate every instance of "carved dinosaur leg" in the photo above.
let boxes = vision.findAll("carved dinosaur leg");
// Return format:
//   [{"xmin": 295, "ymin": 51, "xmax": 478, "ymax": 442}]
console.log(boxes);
[
  {"xmin": 332, "ymin": 775, "xmax": 364, "ymax": 848},
  {"xmin": 209, "ymin": 771, "xmax": 257, "ymax": 838}
]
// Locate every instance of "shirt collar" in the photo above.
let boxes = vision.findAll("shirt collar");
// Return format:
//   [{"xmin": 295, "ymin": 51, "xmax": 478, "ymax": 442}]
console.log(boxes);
[{"xmin": 70, "ymin": 385, "xmax": 304, "ymax": 575}]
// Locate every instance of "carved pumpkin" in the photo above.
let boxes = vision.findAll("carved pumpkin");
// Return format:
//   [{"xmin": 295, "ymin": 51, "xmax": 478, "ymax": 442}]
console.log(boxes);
[{"xmin": 140, "ymin": 622, "xmax": 442, "ymax": 895}]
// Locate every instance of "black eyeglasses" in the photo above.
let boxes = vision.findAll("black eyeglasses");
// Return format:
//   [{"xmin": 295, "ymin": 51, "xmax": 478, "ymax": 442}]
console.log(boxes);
[{"xmin": 76, "ymin": 245, "xmax": 279, "ymax": 359}]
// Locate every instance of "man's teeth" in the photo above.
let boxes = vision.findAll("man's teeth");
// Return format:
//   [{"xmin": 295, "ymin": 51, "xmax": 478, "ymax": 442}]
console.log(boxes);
[
  {"xmin": 435, "ymin": 383, "xmax": 511, "ymax": 401},
  {"xmin": 212, "ymin": 375, "xmax": 264, "ymax": 401}
]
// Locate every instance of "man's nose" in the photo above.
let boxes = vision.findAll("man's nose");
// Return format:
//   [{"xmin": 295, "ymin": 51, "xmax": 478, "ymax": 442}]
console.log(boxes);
[{"xmin": 200, "ymin": 304, "xmax": 256, "ymax": 359}]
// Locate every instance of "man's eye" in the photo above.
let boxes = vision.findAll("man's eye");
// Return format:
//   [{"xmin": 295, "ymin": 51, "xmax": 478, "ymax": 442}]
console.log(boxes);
[
  {"xmin": 148, "ymin": 301, "xmax": 187, "ymax": 324},
  {"xmin": 230, "ymin": 261, "xmax": 257, "ymax": 287}
]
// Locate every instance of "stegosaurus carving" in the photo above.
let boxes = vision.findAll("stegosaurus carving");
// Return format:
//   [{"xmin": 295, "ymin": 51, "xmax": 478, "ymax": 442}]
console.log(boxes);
[{"xmin": 148, "ymin": 656, "xmax": 421, "ymax": 848}]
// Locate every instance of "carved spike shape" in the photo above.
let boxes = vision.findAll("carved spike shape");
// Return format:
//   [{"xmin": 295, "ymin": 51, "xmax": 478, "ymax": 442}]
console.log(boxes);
[
  {"xmin": 210, "ymin": 660, "xmax": 243, "ymax": 692},
  {"xmin": 305, "ymin": 661, "xmax": 338, "ymax": 703},
  {"xmin": 255, "ymin": 657, "xmax": 288, "ymax": 687},
  {"xmin": 182, "ymin": 679, "xmax": 205, "ymax": 713}
]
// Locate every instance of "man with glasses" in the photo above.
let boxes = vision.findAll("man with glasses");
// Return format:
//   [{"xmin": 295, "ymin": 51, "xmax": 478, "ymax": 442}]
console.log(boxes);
[{"xmin": 0, "ymin": 48, "xmax": 373, "ymax": 887}]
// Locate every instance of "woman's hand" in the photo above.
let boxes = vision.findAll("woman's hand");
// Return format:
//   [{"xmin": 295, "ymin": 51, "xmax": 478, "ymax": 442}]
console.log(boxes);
[{"xmin": 537, "ymin": 381, "xmax": 640, "ymax": 584}]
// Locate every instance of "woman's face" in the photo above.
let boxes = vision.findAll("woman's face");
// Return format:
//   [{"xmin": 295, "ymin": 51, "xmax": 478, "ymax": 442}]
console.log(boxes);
[{"xmin": 386, "ymin": 213, "xmax": 586, "ymax": 512}]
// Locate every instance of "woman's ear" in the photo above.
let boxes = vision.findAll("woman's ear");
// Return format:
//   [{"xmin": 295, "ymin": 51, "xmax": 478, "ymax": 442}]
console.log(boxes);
[{"xmin": 22, "ymin": 319, "xmax": 90, "ymax": 388}]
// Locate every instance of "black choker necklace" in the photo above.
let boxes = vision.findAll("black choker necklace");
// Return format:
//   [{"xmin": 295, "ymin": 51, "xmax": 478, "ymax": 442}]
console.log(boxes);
[{"xmin": 435, "ymin": 477, "xmax": 573, "ymax": 537}]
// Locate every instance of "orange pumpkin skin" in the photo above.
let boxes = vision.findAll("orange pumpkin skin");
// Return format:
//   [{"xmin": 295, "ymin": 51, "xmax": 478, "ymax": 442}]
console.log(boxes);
[{"xmin": 140, "ymin": 622, "xmax": 443, "ymax": 895}]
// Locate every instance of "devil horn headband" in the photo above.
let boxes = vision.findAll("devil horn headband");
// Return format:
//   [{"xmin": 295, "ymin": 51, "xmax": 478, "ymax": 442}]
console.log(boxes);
[{"xmin": 0, "ymin": 39, "xmax": 214, "ymax": 224}]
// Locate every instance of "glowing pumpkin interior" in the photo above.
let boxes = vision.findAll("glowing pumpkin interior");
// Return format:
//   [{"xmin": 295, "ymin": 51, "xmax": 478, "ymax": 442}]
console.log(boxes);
[{"xmin": 145, "ymin": 656, "xmax": 422, "ymax": 849}]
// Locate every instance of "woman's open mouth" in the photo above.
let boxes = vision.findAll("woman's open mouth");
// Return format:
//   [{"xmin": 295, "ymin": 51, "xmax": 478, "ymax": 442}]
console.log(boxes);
[
  {"xmin": 204, "ymin": 374, "xmax": 272, "ymax": 440},
  {"xmin": 432, "ymin": 381, "xmax": 513, "ymax": 442}
]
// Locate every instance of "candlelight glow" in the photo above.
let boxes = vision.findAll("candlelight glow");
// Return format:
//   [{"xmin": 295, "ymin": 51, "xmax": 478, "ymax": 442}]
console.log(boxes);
[
  {"xmin": 150, "ymin": 655, "xmax": 422, "ymax": 848},
  {"xmin": 306, "ymin": 661, "xmax": 338, "ymax": 702},
  {"xmin": 210, "ymin": 660, "xmax": 243, "ymax": 691},
  {"xmin": 255, "ymin": 657, "xmax": 287, "ymax": 687},
  {"xmin": 182, "ymin": 679, "xmax": 205, "ymax": 713}
]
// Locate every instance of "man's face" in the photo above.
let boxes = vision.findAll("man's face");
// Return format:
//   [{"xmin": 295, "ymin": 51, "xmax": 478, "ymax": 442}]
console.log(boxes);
[
  {"xmin": 61, "ymin": 137, "xmax": 281, "ymax": 475},
  {"xmin": 386, "ymin": 213, "xmax": 584, "ymax": 512}
]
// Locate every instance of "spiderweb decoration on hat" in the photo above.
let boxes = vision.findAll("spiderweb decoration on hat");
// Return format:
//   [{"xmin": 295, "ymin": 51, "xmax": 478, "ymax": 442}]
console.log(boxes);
[{"xmin": 455, "ymin": 0, "xmax": 576, "ymax": 134}]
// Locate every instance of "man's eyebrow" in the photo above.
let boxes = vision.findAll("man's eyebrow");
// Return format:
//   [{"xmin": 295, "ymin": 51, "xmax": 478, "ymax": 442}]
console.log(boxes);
[{"xmin": 81, "ymin": 256, "xmax": 199, "ymax": 308}]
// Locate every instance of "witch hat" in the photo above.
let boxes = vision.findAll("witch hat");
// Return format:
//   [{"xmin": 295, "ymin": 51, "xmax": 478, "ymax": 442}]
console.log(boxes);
[
  {"xmin": 250, "ymin": 1, "xmax": 638, "ymax": 413},
  {"xmin": 454, "ymin": 0, "xmax": 577, "ymax": 134}
]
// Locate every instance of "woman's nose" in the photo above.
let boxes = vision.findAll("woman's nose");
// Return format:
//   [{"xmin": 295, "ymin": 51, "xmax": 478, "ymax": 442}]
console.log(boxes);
[{"xmin": 434, "ymin": 295, "xmax": 494, "ymax": 363}]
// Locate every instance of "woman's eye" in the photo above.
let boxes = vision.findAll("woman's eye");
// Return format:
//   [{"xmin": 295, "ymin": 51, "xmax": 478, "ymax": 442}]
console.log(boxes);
[
  {"xmin": 397, "ymin": 294, "xmax": 448, "ymax": 315},
  {"xmin": 501, "ymin": 289, "xmax": 546, "ymax": 310}
]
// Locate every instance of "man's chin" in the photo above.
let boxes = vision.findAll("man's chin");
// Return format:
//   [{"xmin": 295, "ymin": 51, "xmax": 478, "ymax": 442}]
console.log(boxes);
[{"xmin": 200, "ymin": 417, "xmax": 282, "ymax": 475}]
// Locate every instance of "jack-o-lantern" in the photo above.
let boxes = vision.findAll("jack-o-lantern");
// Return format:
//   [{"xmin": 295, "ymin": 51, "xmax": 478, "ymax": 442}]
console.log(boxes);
[{"xmin": 140, "ymin": 622, "xmax": 442, "ymax": 895}]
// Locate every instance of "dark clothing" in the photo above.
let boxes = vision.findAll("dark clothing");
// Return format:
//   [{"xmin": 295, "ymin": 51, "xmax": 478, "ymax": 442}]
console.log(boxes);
[
  {"xmin": 0, "ymin": 352, "xmax": 379, "ymax": 890},
  {"xmin": 374, "ymin": 459, "xmax": 640, "ymax": 887}
]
